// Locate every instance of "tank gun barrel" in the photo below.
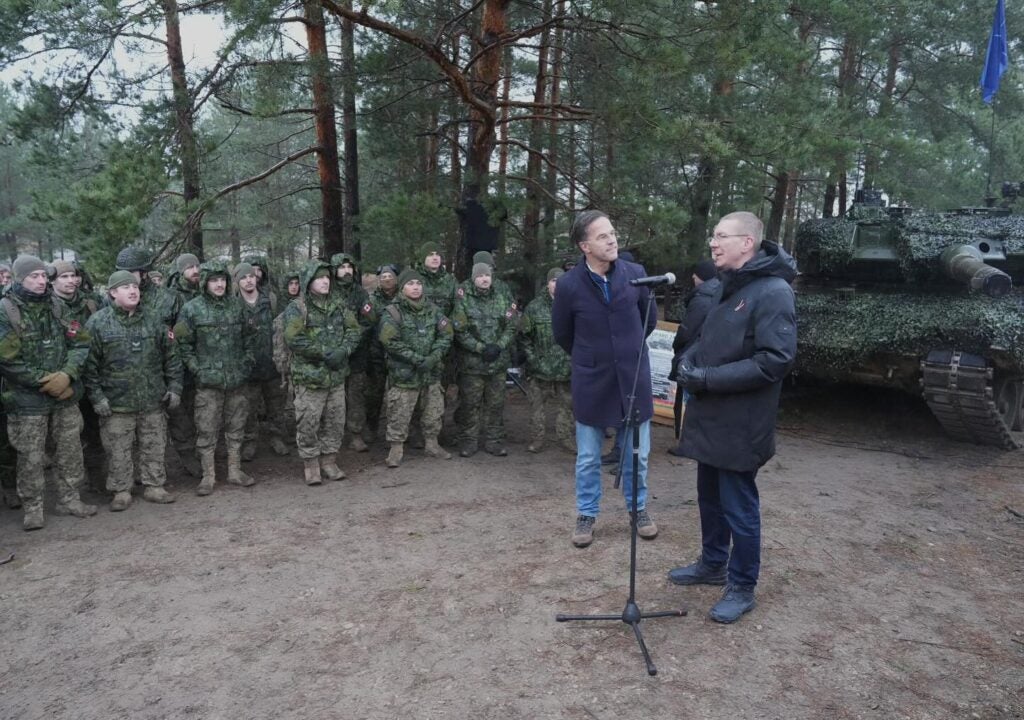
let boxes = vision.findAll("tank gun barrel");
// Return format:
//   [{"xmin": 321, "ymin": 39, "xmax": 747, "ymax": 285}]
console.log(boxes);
[{"xmin": 940, "ymin": 244, "xmax": 1012, "ymax": 298}]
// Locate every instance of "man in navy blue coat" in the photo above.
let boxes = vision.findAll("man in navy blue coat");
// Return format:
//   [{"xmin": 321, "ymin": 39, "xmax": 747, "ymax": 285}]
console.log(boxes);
[
  {"xmin": 552, "ymin": 210, "xmax": 659, "ymax": 548},
  {"xmin": 672, "ymin": 211, "xmax": 797, "ymax": 624}
]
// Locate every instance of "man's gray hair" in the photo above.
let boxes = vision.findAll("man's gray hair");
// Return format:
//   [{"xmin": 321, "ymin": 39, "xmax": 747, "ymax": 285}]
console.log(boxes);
[
  {"xmin": 570, "ymin": 210, "xmax": 609, "ymax": 247},
  {"xmin": 721, "ymin": 211, "xmax": 764, "ymax": 249}
]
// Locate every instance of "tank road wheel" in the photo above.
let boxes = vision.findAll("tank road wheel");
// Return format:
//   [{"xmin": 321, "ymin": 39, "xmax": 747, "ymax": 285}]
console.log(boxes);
[{"xmin": 993, "ymin": 375, "xmax": 1023, "ymax": 432}]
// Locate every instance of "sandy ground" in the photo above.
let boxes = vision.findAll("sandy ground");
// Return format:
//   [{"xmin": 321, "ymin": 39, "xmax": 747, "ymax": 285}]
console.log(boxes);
[{"xmin": 1, "ymin": 386, "xmax": 1022, "ymax": 720}]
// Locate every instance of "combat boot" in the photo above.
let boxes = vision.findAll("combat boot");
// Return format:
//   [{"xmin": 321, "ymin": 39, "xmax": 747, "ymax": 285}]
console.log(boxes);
[
  {"xmin": 386, "ymin": 444, "xmax": 404, "ymax": 468},
  {"xmin": 22, "ymin": 503, "xmax": 43, "ymax": 531},
  {"xmin": 319, "ymin": 454, "xmax": 345, "ymax": 481},
  {"xmin": 241, "ymin": 441, "xmax": 257, "ymax": 462},
  {"xmin": 110, "ymin": 491, "xmax": 133, "ymax": 512},
  {"xmin": 270, "ymin": 437, "xmax": 290, "ymax": 456},
  {"xmin": 54, "ymin": 498, "xmax": 98, "ymax": 518},
  {"xmin": 667, "ymin": 557, "xmax": 727, "ymax": 586},
  {"xmin": 3, "ymin": 487, "xmax": 22, "ymax": 510},
  {"xmin": 303, "ymin": 457, "xmax": 323, "ymax": 486},
  {"xmin": 196, "ymin": 449, "xmax": 216, "ymax": 496},
  {"xmin": 424, "ymin": 438, "xmax": 451, "ymax": 460},
  {"xmin": 227, "ymin": 447, "xmax": 256, "ymax": 486},
  {"xmin": 527, "ymin": 439, "xmax": 545, "ymax": 453},
  {"xmin": 459, "ymin": 441, "xmax": 478, "ymax": 458},
  {"xmin": 348, "ymin": 435, "xmax": 369, "ymax": 453},
  {"xmin": 143, "ymin": 486, "xmax": 176, "ymax": 504}
]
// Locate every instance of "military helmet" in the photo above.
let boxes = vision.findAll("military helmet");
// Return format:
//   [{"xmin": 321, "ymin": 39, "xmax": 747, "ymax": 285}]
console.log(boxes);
[{"xmin": 115, "ymin": 246, "xmax": 153, "ymax": 272}]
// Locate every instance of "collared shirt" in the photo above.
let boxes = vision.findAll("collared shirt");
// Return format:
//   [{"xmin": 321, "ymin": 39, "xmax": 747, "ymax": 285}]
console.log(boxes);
[{"xmin": 585, "ymin": 261, "xmax": 612, "ymax": 304}]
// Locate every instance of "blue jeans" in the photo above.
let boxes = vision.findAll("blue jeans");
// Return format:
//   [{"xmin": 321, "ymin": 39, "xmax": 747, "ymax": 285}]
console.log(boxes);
[
  {"xmin": 696, "ymin": 462, "xmax": 761, "ymax": 587},
  {"xmin": 575, "ymin": 421, "xmax": 649, "ymax": 517}
]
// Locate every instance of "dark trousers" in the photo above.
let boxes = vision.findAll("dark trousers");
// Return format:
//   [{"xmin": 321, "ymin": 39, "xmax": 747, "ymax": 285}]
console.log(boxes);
[{"xmin": 697, "ymin": 462, "xmax": 761, "ymax": 587}]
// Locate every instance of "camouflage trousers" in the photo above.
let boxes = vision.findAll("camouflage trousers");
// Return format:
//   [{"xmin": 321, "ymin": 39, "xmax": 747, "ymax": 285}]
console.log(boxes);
[
  {"xmin": 7, "ymin": 404, "xmax": 84, "ymax": 508},
  {"xmin": 243, "ymin": 378, "xmax": 288, "ymax": 445},
  {"xmin": 100, "ymin": 409, "xmax": 168, "ymax": 492},
  {"xmin": 364, "ymin": 364, "xmax": 387, "ymax": 433},
  {"xmin": 167, "ymin": 378, "xmax": 197, "ymax": 455},
  {"xmin": 528, "ymin": 378, "xmax": 574, "ymax": 446},
  {"xmin": 194, "ymin": 387, "xmax": 248, "ymax": 454},
  {"xmin": 345, "ymin": 370, "xmax": 367, "ymax": 435},
  {"xmin": 293, "ymin": 384, "xmax": 346, "ymax": 459},
  {"xmin": 386, "ymin": 383, "xmax": 444, "ymax": 444},
  {"xmin": 457, "ymin": 372, "xmax": 506, "ymax": 446}
]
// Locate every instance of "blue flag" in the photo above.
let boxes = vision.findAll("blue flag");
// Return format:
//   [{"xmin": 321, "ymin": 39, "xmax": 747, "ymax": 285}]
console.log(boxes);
[{"xmin": 980, "ymin": 0, "xmax": 1009, "ymax": 104}]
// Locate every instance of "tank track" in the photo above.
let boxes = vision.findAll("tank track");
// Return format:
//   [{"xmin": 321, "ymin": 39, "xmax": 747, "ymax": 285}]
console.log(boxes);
[{"xmin": 920, "ymin": 350, "xmax": 1021, "ymax": 450}]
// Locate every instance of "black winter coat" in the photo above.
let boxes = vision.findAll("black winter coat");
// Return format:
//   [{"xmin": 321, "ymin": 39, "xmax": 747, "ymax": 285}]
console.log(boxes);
[
  {"xmin": 680, "ymin": 241, "xmax": 797, "ymax": 472},
  {"xmin": 669, "ymin": 276, "xmax": 720, "ymax": 380}
]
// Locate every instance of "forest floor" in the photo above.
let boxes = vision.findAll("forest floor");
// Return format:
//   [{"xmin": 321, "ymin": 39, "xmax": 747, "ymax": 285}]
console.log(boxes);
[{"xmin": 1, "ymin": 385, "xmax": 1022, "ymax": 720}]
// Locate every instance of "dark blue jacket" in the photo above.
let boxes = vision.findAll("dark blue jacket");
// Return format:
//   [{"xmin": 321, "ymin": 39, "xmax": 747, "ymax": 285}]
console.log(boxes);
[
  {"xmin": 551, "ymin": 258, "xmax": 658, "ymax": 427},
  {"xmin": 670, "ymin": 276, "xmax": 720, "ymax": 380},
  {"xmin": 680, "ymin": 241, "xmax": 797, "ymax": 472}
]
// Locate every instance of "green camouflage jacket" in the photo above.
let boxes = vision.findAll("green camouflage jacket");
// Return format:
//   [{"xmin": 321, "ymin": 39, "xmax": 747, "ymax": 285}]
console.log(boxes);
[
  {"xmin": 378, "ymin": 295, "xmax": 453, "ymax": 389},
  {"xmin": 0, "ymin": 286, "xmax": 91, "ymax": 415},
  {"xmin": 451, "ymin": 283, "xmax": 516, "ymax": 376},
  {"xmin": 56, "ymin": 290, "xmax": 99, "ymax": 326},
  {"xmin": 330, "ymin": 253, "xmax": 377, "ymax": 373},
  {"xmin": 456, "ymin": 275, "xmax": 516, "ymax": 313},
  {"xmin": 282, "ymin": 260, "xmax": 362, "ymax": 390},
  {"xmin": 173, "ymin": 262, "xmax": 253, "ymax": 390},
  {"xmin": 142, "ymin": 277, "xmax": 182, "ymax": 329},
  {"xmin": 83, "ymin": 304, "xmax": 183, "ymax": 413},
  {"xmin": 519, "ymin": 292, "xmax": 570, "ymax": 382},
  {"xmin": 367, "ymin": 285, "xmax": 398, "ymax": 366},
  {"xmin": 167, "ymin": 271, "xmax": 201, "ymax": 309},
  {"xmin": 239, "ymin": 289, "xmax": 279, "ymax": 383},
  {"xmin": 417, "ymin": 264, "xmax": 457, "ymax": 317}
]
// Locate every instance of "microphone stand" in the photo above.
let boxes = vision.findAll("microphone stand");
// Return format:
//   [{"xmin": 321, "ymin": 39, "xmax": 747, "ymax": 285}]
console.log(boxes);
[{"xmin": 555, "ymin": 285, "xmax": 686, "ymax": 676}]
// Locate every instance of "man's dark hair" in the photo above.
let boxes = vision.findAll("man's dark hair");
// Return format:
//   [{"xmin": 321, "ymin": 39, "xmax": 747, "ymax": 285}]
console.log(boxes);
[{"xmin": 570, "ymin": 210, "xmax": 609, "ymax": 247}]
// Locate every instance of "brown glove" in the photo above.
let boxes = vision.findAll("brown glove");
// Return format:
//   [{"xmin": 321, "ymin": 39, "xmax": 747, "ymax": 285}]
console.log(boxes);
[
  {"xmin": 56, "ymin": 386, "xmax": 75, "ymax": 401},
  {"xmin": 39, "ymin": 371, "xmax": 72, "ymax": 398}
]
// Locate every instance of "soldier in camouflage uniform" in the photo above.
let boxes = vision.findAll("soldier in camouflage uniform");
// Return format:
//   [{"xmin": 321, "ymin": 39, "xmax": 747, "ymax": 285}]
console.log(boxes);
[
  {"xmin": 51, "ymin": 260, "xmax": 104, "ymax": 485},
  {"xmin": 458, "ymin": 251, "xmax": 516, "ymax": 310},
  {"xmin": 83, "ymin": 271, "xmax": 183, "ymax": 510},
  {"xmin": 0, "ymin": 262, "xmax": 11, "ymax": 288},
  {"xmin": 519, "ymin": 268, "xmax": 574, "ymax": 453},
  {"xmin": 0, "ymin": 255, "xmax": 97, "ymax": 530},
  {"xmin": 364, "ymin": 263, "xmax": 400, "ymax": 441},
  {"xmin": 330, "ymin": 253, "xmax": 376, "ymax": 452},
  {"xmin": 416, "ymin": 242, "xmax": 456, "ymax": 316},
  {"xmin": 379, "ymin": 269, "xmax": 454, "ymax": 467},
  {"xmin": 244, "ymin": 255, "xmax": 275, "ymax": 302},
  {"xmin": 236, "ymin": 262, "xmax": 289, "ymax": 459},
  {"xmin": 165, "ymin": 253, "xmax": 202, "ymax": 474},
  {"xmin": 282, "ymin": 259, "xmax": 362, "ymax": 485},
  {"xmin": 116, "ymin": 246, "xmax": 181, "ymax": 329},
  {"xmin": 452, "ymin": 262, "xmax": 516, "ymax": 457},
  {"xmin": 282, "ymin": 271, "xmax": 301, "ymax": 302},
  {"xmin": 174, "ymin": 260, "xmax": 255, "ymax": 495}
]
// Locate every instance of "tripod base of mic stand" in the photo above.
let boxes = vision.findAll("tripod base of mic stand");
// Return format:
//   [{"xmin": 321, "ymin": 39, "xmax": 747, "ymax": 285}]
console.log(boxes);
[{"xmin": 556, "ymin": 602, "xmax": 687, "ymax": 676}]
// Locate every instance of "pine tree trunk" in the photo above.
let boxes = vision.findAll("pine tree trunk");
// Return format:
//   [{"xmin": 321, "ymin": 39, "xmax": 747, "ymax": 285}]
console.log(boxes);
[
  {"xmin": 766, "ymin": 171, "xmax": 789, "ymax": 243},
  {"xmin": 304, "ymin": 0, "xmax": 344, "ymax": 258},
  {"xmin": 544, "ymin": 0, "xmax": 565, "ymax": 230},
  {"xmin": 782, "ymin": 170, "xmax": 801, "ymax": 251},
  {"xmin": 340, "ymin": 2, "xmax": 360, "ymax": 258},
  {"xmin": 161, "ymin": 0, "xmax": 204, "ymax": 259},
  {"xmin": 522, "ymin": 0, "xmax": 551, "ymax": 289}
]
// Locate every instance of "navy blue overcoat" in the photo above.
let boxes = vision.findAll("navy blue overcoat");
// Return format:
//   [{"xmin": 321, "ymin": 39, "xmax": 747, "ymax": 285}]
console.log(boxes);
[{"xmin": 551, "ymin": 259, "xmax": 658, "ymax": 428}]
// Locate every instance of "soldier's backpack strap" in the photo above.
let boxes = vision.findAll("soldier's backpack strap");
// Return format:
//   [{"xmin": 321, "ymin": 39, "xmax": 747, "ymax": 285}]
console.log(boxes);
[
  {"xmin": 0, "ymin": 297, "xmax": 23, "ymax": 334},
  {"xmin": 385, "ymin": 304, "xmax": 402, "ymax": 324},
  {"xmin": 85, "ymin": 298, "xmax": 98, "ymax": 315}
]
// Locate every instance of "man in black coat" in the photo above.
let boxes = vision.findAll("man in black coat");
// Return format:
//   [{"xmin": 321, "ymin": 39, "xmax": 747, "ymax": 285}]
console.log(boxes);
[
  {"xmin": 669, "ymin": 259, "xmax": 720, "ymax": 440},
  {"xmin": 552, "ymin": 210, "xmax": 659, "ymax": 548},
  {"xmin": 671, "ymin": 211, "xmax": 797, "ymax": 624}
]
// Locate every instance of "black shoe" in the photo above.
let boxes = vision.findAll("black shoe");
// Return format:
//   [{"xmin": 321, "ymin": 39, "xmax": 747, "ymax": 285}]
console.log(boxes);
[
  {"xmin": 667, "ymin": 558, "xmax": 727, "ymax": 586},
  {"xmin": 710, "ymin": 584, "xmax": 756, "ymax": 623}
]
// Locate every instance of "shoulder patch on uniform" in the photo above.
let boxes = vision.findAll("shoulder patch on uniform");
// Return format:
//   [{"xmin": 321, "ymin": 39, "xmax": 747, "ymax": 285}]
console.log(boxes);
[
  {"xmin": 361, "ymin": 302, "xmax": 373, "ymax": 315},
  {"xmin": 510, "ymin": 302, "xmax": 517, "ymax": 311},
  {"xmin": 505, "ymin": 309, "xmax": 514, "ymax": 319},
  {"xmin": 438, "ymin": 317, "xmax": 449, "ymax": 329},
  {"xmin": 167, "ymin": 328, "xmax": 175, "ymax": 341},
  {"xmin": 66, "ymin": 320, "xmax": 81, "ymax": 338},
  {"xmin": 456, "ymin": 287, "xmax": 465, "ymax": 298}
]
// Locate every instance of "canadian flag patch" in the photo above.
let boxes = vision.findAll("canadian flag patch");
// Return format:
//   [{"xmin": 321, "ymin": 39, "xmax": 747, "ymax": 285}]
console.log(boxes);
[
  {"xmin": 167, "ymin": 328, "xmax": 175, "ymax": 341},
  {"xmin": 361, "ymin": 302, "xmax": 372, "ymax": 315},
  {"xmin": 66, "ymin": 320, "xmax": 80, "ymax": 338},
  {"xmin": 456, "ymin": 287, "xmax": 465, "ymax": 298}
]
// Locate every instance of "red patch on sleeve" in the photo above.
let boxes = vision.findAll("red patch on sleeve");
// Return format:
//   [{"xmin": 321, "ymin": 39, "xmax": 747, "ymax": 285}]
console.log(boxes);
[
  {"xmin": 361, "ymin": 302, "xmax": 372, "ymax": 315},
  {"xmin": 65, "ymin": 320, "xmax": 80, "ymax": 338},
  {"xmin": 456, "ymin": 287, "xmax": 465, "ymax": 298},
  {"xmin": 167, "ymin": 328, "xmax": 175, "ymax": 341}
]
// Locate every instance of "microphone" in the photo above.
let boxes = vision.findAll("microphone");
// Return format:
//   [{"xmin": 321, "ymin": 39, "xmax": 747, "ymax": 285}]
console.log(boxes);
[{"xmin": 629, "ymin": 272, "xmax": 676, "ymax": 287}]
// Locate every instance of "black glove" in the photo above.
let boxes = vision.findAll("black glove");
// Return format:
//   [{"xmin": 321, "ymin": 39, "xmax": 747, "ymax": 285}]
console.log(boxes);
[
  {"xmin": 481, "ymin": 344, "xmax": 501, "ymax": 363},
  {"xmin": 324, "ymin": 350, "xmax": 347, "ymax": 371},
  {"xmin": 677, "ymin": 362, "xmax": 708, "ymax": 393}
]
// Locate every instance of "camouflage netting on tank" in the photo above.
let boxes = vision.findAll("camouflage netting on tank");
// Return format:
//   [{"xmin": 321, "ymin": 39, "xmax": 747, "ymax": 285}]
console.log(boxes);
[
  {"xmin": 796, "ymin": 212, "xmax": 1024, "ymax": 282},
  {"xmin": 795, "ymin": 291, "xmax": 1024, "ymax": 373}
]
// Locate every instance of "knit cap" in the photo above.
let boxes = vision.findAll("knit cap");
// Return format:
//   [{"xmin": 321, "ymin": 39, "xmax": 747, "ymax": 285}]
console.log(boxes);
[
  {"xmin": 419, "ymin": 241, "xmax": 442, "ymax": 259},
  {"xmin": 398, "ymin": 268, "xmax": 423, "ymax": 288},
  {"xmin": 546, "ymin": 267, "xmax": 564, "ymax": 282},
  {"xmin": 472, "ymin": 251, "xmax": 494, "ymax": 267},
  {"xmin": 52, "ymin": 260, "xmax": 76, "ymax": 277},
  {"xmin": 232, "ymin": 262, "xmax": 256, "ymax": 283},
  {"xmin": 107, "ymin": 270, "xmax": 138, "ymax": 291},
  {"xmin": 13, "ymin": 255, "xmax": 47, "ymax": 282},
  {"xmin": 377, "ymin": 263, "xmax": 400, "ymax": 278},
  {"xmin": 471, "ymin": 263, "xmax": 492, "ymax": 280},
  {"xmin": 175, "ymin": 253, "xmax": 200, "ymax": 272}
]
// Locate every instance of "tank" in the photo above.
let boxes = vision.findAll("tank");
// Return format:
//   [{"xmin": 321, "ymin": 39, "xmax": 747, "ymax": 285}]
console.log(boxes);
[{"xmin": 793, "ymin": 187, "xmax": 1024, "ymax": 449}]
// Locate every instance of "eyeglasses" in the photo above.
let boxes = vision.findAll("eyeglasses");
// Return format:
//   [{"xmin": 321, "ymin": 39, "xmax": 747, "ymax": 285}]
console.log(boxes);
[{"xmin": 707, "ymin": 233, "xmax": 749, "ymax": 245}]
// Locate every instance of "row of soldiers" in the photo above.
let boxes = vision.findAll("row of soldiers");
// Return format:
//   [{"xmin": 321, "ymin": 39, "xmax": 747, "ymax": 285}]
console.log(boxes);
[{"xmin": 0, "ymin": 243, "xmax": 574, "ymax": 532}]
